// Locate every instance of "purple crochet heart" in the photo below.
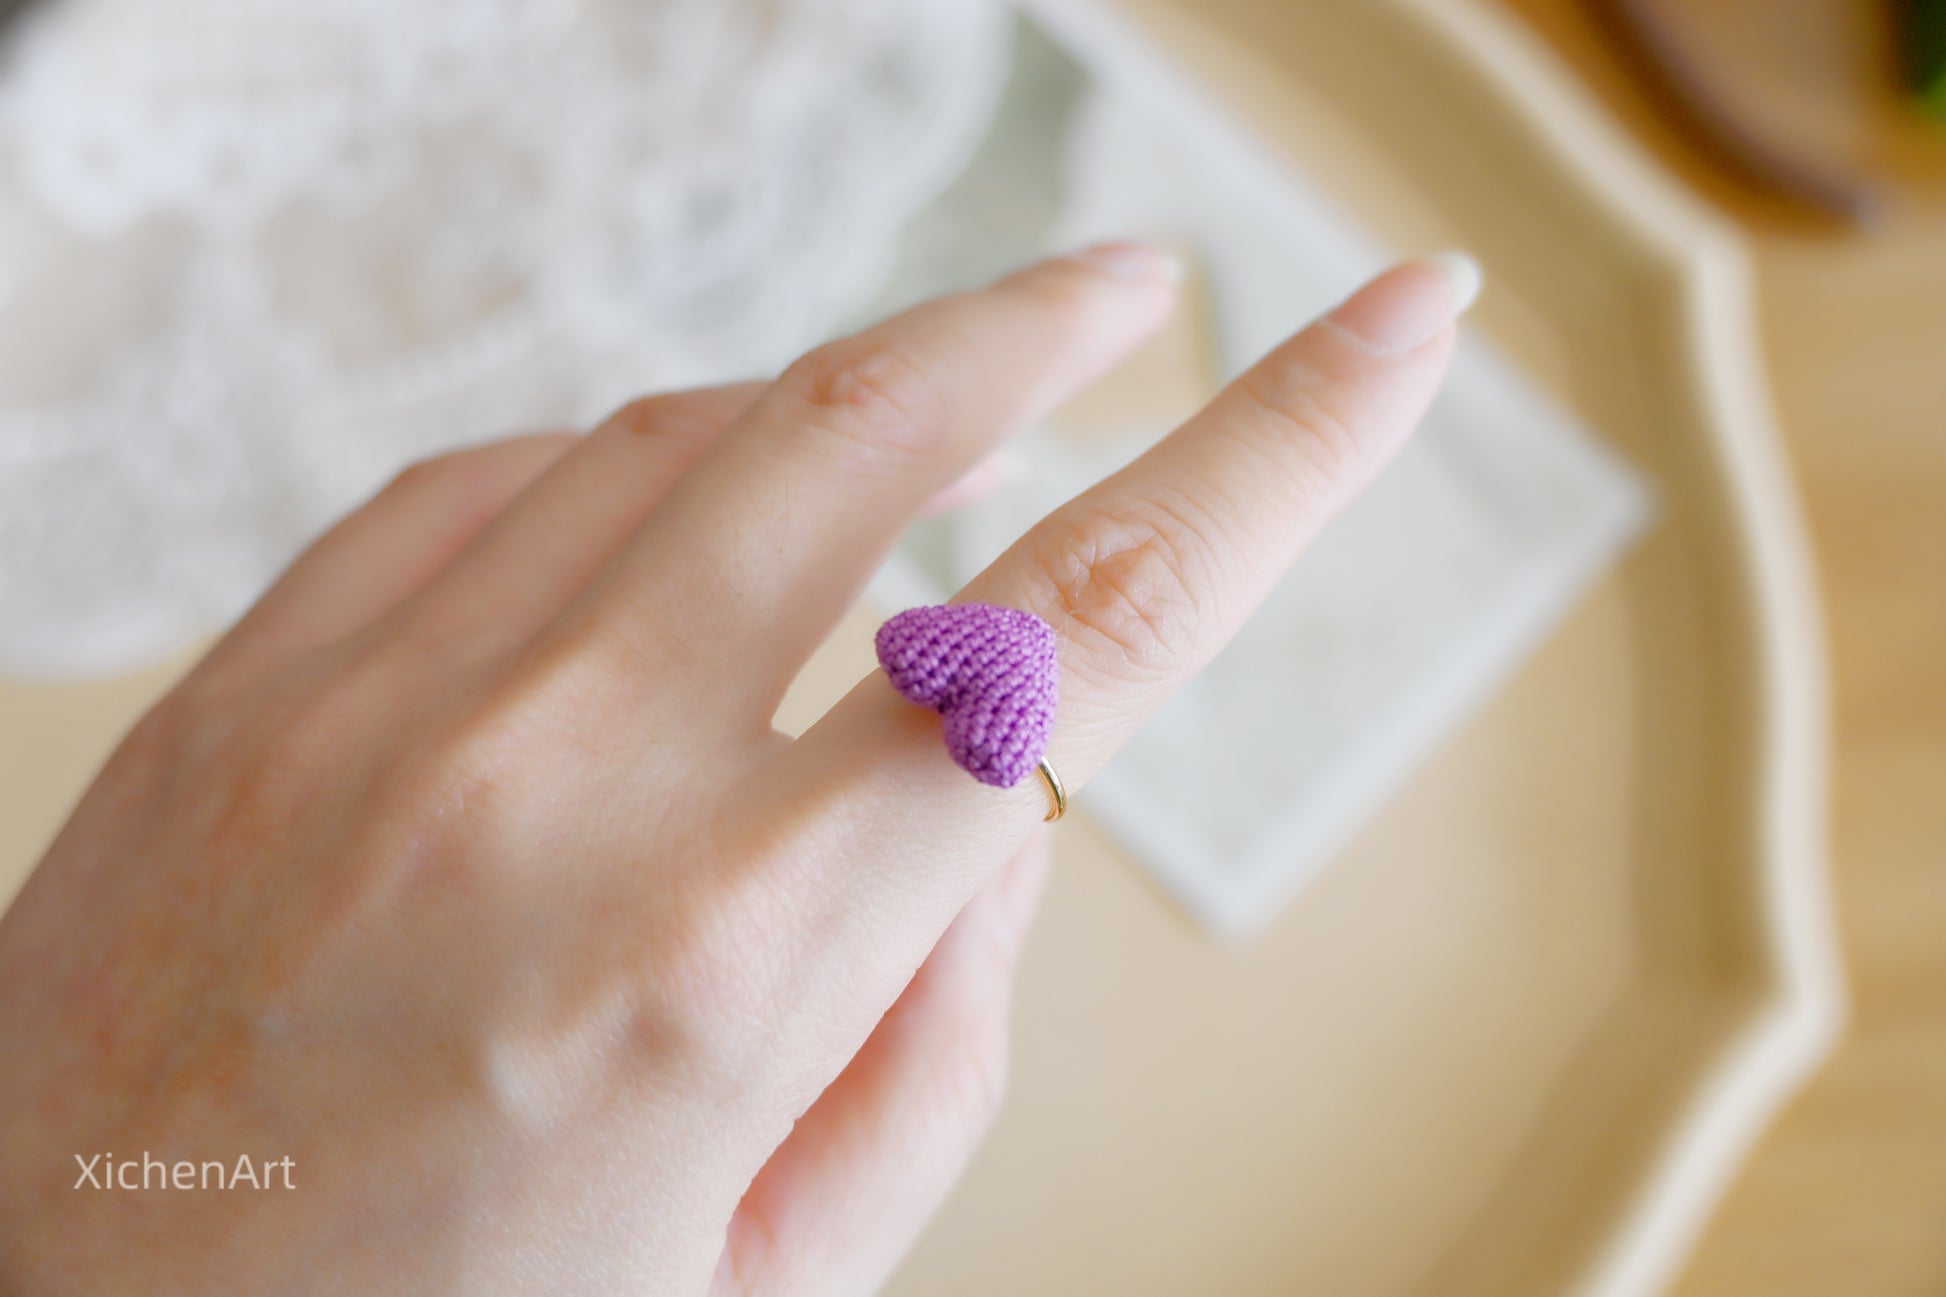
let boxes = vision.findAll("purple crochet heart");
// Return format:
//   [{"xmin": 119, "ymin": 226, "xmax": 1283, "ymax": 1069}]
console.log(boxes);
[{"xmin": 875, "ymin": 604, "xmax": 1059, "ymax": 789}]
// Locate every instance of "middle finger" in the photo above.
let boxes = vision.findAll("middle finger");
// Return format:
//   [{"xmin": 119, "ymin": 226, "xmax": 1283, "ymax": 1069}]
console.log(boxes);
[{"xmin": 552, "ymin": 245, "xmax": 1183, "ymax": 725}]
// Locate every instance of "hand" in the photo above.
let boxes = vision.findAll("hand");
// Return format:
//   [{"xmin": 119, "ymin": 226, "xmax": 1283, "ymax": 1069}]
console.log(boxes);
[{"xmin": 0, "ymin": 245, "xmax": 1468, "ymax": 1296}]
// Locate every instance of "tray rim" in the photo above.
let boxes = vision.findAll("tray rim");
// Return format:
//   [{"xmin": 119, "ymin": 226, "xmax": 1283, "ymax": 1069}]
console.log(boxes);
[{"xmin": 1382, "ymin": 4, "xmax": 1843, "ymax": 1293}]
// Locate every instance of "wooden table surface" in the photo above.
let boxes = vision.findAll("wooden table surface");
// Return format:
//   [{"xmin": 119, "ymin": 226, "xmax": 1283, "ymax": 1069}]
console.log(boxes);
[{"xmin": 1485, "ymin": 2, "xmax": 1946, "ymax": 1292}]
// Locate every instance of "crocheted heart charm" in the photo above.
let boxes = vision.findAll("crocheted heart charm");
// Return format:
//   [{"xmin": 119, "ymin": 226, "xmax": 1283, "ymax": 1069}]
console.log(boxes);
[{"xmin": 875, "ymin": 604, "xmax": 1060, "ymax": 789}]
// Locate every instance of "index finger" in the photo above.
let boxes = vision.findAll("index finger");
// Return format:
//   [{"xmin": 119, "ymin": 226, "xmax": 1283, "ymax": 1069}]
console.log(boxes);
[{"xmin": 782, "ymin": 255, "xmax": 1476, "ymax": 933}]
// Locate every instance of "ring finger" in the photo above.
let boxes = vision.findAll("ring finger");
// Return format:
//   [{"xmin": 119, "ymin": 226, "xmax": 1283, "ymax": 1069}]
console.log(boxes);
[{"xmin": 775, "ymin": 255, "xmax": 1477, "ymax": 977}]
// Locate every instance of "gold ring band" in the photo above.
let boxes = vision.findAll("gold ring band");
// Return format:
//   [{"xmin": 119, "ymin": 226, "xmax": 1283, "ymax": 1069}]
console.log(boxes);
[{"xmin": 1038, "ymin": 757, "xmax": 1067, "ymax": 823}]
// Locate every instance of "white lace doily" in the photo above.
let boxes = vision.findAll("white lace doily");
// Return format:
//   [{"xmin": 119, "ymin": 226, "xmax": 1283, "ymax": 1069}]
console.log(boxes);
[{"xmin": 0, "ymin": 0, "xmax": 1009, "ymax": 675}]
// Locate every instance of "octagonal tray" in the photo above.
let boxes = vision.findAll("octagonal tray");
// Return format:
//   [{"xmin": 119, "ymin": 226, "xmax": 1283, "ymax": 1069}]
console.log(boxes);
[{"xmin": 858, "ymin": 1, "xmax": 1839, "ymax": 1294}]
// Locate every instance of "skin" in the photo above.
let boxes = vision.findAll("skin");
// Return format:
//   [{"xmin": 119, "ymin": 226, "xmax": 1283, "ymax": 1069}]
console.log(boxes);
[{"xmin": 0, "ymin": 245, "xmax": 1464, "ymax": 1296}]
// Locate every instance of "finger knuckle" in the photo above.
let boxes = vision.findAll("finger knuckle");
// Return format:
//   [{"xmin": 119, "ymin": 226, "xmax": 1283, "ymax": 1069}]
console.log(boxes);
[
  {"xmin": 626, "ymin": 871, "xmax": 797, "ymax": 1082},
  {"xmin": 1235, "ymin": 364, "xmax": 1368, "ymax": 498},
  {"xmin": 373, "ymin": 711, "xmax": 524, "ymax": 847},
  {"xmin": 382, "ymin": 452, "xmax": 450, "ymax": 497},
  {"xmin": 372, "ymin": 646, "xmax": 612, "ymax": 850},
  {"xmin": 777, "ymin": 335, "xmax": 951, "ymax": 464},
  {"xmin": 618, "ymin": 806, "xmax": 885, "ymax": 1093},
  {"xmin": 604, "ymin": 392, "xmax": 720, "ymax": 447},
  {"xmin": 1027, "ymin": 498, "xmax": 1214, "ymax": 678},
  {"xmin": 522, "ymin": 615, "xmax": 664, "ymax": 721},
  {"xmin": 196, "ymin": 676, "xmax": 360, "ymax": 847},
  {"xmin": 381, "ymin": 436, "xmax": 569, "ymax": 514},
  {"xmin": 376, "ymin": 452, "xmax": 485, "ymax": 524}
]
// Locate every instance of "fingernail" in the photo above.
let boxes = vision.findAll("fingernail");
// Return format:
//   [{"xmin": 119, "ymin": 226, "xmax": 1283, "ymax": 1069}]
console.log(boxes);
[
  {"xmin": 1327, "ymin": 251, "xmax": 1481, "ymax": 356},
  {"xmin": 1068, "ymin": 241, "xmax": 1186, "ymax": 283},
  {"xmin": 1426, "ymin": 251, "xmax": 1484, "ymax": 314}
]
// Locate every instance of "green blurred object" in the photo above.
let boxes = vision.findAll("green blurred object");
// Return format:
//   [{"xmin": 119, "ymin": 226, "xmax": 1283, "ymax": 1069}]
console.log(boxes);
[{"xmin": 1899, "ymin": 0, "xmax": 1946, "ymax": 118}]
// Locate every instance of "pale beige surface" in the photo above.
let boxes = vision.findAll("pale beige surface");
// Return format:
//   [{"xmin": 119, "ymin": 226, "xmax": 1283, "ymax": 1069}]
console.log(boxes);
[
  {"xmin": 0, "ymin": 2, "xmax": 1854, "ymax": 1295},
  {"xmin": 1495, "ymin": 5, "xmax": 1946, "ymax": 1294},
  {"xmin": 0, "ymin": 654, "xmax": 195, "ymax": 884}
]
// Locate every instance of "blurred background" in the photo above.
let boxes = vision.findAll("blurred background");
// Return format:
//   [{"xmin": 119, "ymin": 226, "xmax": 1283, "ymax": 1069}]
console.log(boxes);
[{"xmin": 1, "ymin": 1, "xmax": 1942, "ymax": 1294}]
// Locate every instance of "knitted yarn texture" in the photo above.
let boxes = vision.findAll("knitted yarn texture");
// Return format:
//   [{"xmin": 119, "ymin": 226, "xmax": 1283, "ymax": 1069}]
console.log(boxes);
[{"xmin": 874, "ymin": 604, "xmax": 1059, "ymax": 788}]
